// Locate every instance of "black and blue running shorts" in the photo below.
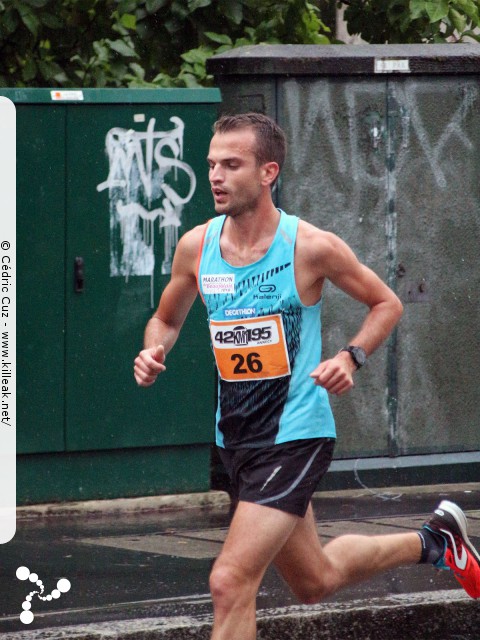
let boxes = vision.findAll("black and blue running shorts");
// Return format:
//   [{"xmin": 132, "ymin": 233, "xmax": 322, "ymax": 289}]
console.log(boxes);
[{"xmin": 218, "ymin": 437, "xmax": 335, "ymax": 518}]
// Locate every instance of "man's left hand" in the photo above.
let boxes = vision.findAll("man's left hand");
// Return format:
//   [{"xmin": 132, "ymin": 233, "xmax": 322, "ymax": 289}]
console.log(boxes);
[{"xmin": 309, "ymin": 352, "xmax": 357, "ymax": 395}]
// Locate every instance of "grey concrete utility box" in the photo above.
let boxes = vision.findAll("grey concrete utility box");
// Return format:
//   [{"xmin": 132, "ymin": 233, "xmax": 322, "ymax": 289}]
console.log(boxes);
[{"xmin": 208, "ymin": 45, "xmax": 480, "ymax": 481}]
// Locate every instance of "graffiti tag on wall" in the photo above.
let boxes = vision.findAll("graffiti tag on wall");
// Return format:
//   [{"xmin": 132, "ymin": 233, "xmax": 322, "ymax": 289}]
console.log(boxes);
[{"xmin": 97, "ymin": 116, "xmax": 196, "ymax": 277}]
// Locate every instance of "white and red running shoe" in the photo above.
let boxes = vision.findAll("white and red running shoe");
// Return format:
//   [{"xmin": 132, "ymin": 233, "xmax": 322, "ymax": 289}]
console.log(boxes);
[{"xmin": 423, "ymin": 500, "xmax": 480, "ymax": 599}]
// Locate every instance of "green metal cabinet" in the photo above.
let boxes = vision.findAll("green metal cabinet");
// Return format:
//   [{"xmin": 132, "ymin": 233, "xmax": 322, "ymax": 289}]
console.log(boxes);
[
  {"xmin": 16, "ymin": 103, "xmax": 66, "ymax": 454},
  {"xmin": 5, "ymin": 88, "xmax": 221, "ymax": 503}
]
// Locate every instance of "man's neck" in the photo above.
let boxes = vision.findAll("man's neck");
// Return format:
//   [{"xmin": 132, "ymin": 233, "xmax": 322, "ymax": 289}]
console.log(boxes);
[{"xmin": 220, "ymin": 204, "xmax": 281, "ymax": 266}]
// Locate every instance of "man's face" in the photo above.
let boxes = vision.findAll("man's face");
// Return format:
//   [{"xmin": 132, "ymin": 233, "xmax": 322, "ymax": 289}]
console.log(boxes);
[{"xmin": 207, "ymin": 127, "xmax": 264, "ymax": 217}]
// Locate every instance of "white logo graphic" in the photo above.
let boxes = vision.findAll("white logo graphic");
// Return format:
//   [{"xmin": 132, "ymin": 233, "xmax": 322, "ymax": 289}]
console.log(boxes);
[
  {"xmin": 16, "ymin": 566, "xmax": 71, "ymax": 625},
  {"xmin": 440, "ymin": 529, "xmax": 468, "ymax": 571},
  {"xmin": 224, "ymin": 308, "xmax": 256, "ymax": 317},
  {"xmin": 260, "ymin": 465, "xmax": 282, "ymax": 492}
]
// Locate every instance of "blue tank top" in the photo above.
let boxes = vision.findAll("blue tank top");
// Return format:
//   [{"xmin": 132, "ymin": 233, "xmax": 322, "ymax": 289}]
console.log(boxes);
[{"xmin": 197, "ymin": 209, "xmax": 336, "ymax": 449}]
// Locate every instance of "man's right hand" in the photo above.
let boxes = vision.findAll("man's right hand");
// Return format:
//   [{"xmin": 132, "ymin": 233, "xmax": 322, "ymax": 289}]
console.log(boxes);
[{"xmin": 134, "ymin": 345, "xmax": 166, "ymax": 387}]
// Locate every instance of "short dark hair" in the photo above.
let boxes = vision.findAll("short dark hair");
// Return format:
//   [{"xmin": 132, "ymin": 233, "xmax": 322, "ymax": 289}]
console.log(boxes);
[{"xmin": 213, "ymin": 113, "xmax": 287, "ymax": 174}]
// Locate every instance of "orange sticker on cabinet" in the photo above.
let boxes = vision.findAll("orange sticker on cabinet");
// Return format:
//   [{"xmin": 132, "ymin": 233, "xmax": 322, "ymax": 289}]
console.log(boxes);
[{"xmin": 210, "ymin": 314, "xmax": 291, "ymax": 382}]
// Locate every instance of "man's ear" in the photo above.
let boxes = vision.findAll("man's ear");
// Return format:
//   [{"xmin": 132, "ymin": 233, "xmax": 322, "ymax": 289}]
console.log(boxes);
[{"xmin": 261, "ymin": 162, "xmax": 280, "ymax": 187}]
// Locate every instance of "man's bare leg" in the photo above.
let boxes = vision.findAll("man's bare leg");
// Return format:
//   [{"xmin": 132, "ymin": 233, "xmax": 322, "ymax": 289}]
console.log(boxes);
[
  {"xmin": 274, "ymin": 503, "xmax": 422, "ymax": 602},
  {"xmin": 209, "ymin": 501, "xmax": 422, "ymax": 639},
  {"xmin": 209, "ymin": 501, "xmax": 301, "ymax": 640}
]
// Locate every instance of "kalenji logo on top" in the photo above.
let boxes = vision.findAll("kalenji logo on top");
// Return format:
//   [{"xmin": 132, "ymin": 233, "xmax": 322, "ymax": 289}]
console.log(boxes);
[{"xmin": 259, "ymin": 284, "xmax": 276, "ymax": 293}]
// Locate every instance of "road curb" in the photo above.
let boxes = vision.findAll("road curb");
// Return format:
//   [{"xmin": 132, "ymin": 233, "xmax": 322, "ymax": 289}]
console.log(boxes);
[
  {"xmin": 3, "ymin": 590, "xmax": 478, "ymax": 639},
  {"xmin": 256, "ymin": 590, "xmax": 479, "ymax": 640},
  {"xmin": 16, "ymin": 491, "xmax": 231, "ymax": 519},
  {"xmin": 17, "ymin": 482, "xmax": 479, "ymax": 519}
]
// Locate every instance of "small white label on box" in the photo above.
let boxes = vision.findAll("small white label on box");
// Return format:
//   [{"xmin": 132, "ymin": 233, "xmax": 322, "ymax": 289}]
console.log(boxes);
[
  {"xmin": 50, "ymin": 90, "xmax": 84, "ymax": 101},
  {"xmin": 374, "ymin": 59, "xmax": 410, "ymax": 74}
]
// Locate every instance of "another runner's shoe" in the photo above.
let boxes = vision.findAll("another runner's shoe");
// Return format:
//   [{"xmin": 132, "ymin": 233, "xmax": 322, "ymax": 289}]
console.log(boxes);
[{"xmin": 423, "ymin": 500, "xmax": 480, "ymax": 599}]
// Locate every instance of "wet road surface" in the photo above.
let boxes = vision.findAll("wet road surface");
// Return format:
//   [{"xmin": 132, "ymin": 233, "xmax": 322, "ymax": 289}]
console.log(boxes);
[{"xmin": 0, "ymin": 483, "xmax": 478, "ymax": 638}]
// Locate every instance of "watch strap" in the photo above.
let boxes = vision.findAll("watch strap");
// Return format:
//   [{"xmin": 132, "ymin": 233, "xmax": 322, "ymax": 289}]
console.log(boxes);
[{"xmin": 340, "ymin": 346, "xmax": 366, "ymax": 369}]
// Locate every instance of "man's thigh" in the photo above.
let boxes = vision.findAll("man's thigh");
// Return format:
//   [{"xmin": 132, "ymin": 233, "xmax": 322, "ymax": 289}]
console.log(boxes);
[{"xmin": 215, "ymin": 500, "xmax": 300, "ymax": 580}]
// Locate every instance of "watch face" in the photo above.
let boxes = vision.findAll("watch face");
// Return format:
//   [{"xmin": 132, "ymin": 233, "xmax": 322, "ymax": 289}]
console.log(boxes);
[{"xmin": 352, "ymin": 347, "xmax": 366, "ymax": 367}]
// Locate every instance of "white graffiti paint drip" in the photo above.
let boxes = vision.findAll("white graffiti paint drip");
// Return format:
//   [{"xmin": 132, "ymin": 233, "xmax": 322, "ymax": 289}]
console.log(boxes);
[
  {"xmin": 97, "ymin": 116, "xmax": 196, "ymax": 282},
  {"xmin": 16, "ymin": 566, "xmax": 71, "ymax": 625}
]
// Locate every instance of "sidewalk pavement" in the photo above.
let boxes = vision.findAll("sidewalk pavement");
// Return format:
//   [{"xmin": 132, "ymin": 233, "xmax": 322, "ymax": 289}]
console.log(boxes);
[{"xmin": 1, "ymin": 482, "xmax": 479, "ymax": 639}]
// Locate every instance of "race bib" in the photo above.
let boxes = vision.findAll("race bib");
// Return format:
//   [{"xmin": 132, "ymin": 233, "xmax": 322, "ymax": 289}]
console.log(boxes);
[{"xmin": 209, "ymin": 314, "xmax": 291, "ymax": 382}]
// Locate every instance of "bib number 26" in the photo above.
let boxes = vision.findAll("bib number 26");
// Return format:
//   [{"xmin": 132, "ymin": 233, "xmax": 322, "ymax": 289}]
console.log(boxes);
[
  {"xmin": 210, "ymin": 314, "xmax": 290, "ymax": 381},
  {"xmin": 231, "ymin": 352, "xmax": 263, "ymax": 375}
]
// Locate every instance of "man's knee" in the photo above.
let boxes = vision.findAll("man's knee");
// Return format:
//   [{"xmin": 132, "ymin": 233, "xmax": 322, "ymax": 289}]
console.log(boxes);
[
  {"xmin": 209, "ymin": 561, "xmax": 257, "ymax": 609},
  {"xmin": 281, "ymin": 562, "xmax": 340, "ymax": 605},
  {"xmin": 209, "ymin": 563, "xmax": 237, "ymax": 603},
  {"xmin": 289, "ymin": 578, "xmax": 336, "ymax": 605}
]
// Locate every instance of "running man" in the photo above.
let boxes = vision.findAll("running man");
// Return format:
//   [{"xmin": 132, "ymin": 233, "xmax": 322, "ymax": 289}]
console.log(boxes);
[{"xmin": 134, "ymin": 113, "xmax": 480, "ymax": 640}]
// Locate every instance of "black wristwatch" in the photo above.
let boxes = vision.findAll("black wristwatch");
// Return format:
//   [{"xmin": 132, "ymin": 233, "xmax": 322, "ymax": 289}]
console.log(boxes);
[{"xmin": 340, "ymin": 346, "xmax": 367, "ymax": 369}]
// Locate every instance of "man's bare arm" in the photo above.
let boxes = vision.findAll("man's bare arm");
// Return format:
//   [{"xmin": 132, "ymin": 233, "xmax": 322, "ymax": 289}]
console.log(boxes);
[
  {"xmin": 302, "ymin": 225, "xmax": 403, "ymax": 395},
  {"xmin": 134, "ymin": 225, "xmax": 204, "ymax": 387}
]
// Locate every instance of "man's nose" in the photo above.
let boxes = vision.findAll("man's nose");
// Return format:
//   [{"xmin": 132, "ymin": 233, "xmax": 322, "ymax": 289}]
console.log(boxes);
[{"xmin": 209, "ymin": 165, "xmax": 224, "ymax": 182}]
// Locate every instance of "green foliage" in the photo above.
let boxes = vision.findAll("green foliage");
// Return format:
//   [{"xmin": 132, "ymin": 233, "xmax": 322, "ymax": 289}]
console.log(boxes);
[
  {"xmin": 341, "ymin": 0, "xmax": 480, "ymax": 44},
  {"xmin": 0, "ymin": 0, "xmax": 141, "ymax": 87},
  {"xmin": 0, "ymin": 0, "xmax": 331, "ymax": 87},
  {"xmin": 1, "ymin": 0, "xmax": 478, "ymax": 88},
  {"xmin": 126, "ymin": 0, "xmax": 331, "ymax": 88}
]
